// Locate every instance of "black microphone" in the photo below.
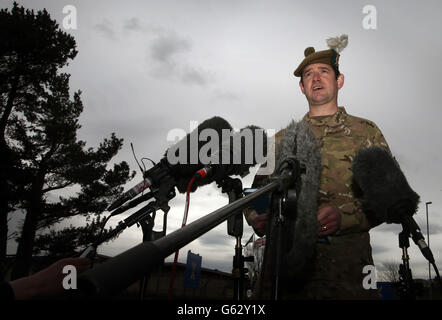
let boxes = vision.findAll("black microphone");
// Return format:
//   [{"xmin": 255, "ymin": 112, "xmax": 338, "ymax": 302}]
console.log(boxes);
[
  {"xmin": 352, "ymin": 146, "xmax": 436, "ymax": 263},
  {"xmin": 195, "ymin": 125, "xmax": 268, "ymax": 184},
  {"xmin": 107, "ymin": 116, "xmax": 233, "ymax": 211},
  {"xmin": 109, "ymin": 192, "xmax": 155, "ymax": 216},
  {"xmin": 107, "ymin": 179, "xmax": 151, "ymax": 211},
  {"xmin": 402, "ymin": 215, "xmax": 435, "ymax": 263},
  {"xmin": 352, "ymin": 146, "xmax": 420, "ymax": 223}
]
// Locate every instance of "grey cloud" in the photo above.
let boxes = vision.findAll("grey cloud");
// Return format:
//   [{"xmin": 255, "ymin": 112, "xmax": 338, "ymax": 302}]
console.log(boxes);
[
  {"xmin": 371, "ymin": 244, "xmax": 392, "ymax": 255},
  {"xmin": 123, "ymin": 17, "xmax": 141, "ymax": 32},
  {"xmin": 148, "ymin": 31, "xmax": 214, "ymax": 87},
  {"xmin": 180, "ymin": 66, "xmax": 212, "ymax": 86},
  {"xmin": 376, "ymin": 259, "xmax": 402, "ymax": 271},
  {"xmin": 197, "ymin": 225, "xmax": 235, "ymax": 247},
  {"xmin": 371, "ymin": 223, "xmax": 403, "ymax": 233},
  {"xmin": 150, "ymin": 32, "xmax": 191, "ymax": 64},
  {"xmin": 372, "ymin": 220, "xmax": 442, "ymax": 236},
  {"xmin": 426, "ymin": 224, "xmax": 442, "ymax": 235},
  {"xmin": 202, "ymin": 256, "xmax": 233, "ymax": 273},
  {"xmin": 212, "ymin": 90, "xmax": 242, "ymax": 102},
  {"xmin": 94, "ymin": 19, "xmax": 116, "ymax": 39}
]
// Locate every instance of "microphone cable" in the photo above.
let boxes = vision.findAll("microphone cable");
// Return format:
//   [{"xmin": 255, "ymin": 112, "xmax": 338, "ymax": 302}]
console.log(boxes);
[
  {"xmin": 167, "ymin": 167, "xmax": 211, "ymax": 299},
  {"xmin": 168, "ymin": 175, "xmax": 197, "ymax": 299}
]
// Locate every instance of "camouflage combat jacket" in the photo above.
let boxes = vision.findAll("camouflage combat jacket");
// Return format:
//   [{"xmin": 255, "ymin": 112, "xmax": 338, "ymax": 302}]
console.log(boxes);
[{"xmin": 245, "ymin": 107, "xmax": 390, "ymax": 299}]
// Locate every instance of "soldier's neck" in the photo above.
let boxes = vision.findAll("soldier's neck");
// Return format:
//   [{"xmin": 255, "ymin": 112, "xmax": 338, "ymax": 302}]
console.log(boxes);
[{"xmin": 308, "ymin": 103, "xmax": 338, "ymax": 117}]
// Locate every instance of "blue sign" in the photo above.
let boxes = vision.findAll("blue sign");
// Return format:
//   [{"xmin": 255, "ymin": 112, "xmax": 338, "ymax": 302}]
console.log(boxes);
[
  {"xmin": 376, "ymin": 282, "xmax": 393, "ymax": 300},
  {"xmin": 184, "ymin": 250, "xmax": 202, "ymax": 289}
]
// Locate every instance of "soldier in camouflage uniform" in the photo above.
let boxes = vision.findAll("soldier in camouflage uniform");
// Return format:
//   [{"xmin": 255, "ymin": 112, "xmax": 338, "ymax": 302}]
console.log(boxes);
[{"xmin": 244, "ymin": 35, "xmax": 391, "ymax": 299}]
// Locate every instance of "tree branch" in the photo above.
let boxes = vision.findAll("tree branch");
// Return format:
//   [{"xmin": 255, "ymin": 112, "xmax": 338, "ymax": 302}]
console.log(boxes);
[
  {"xmin": 0, "ymin": 77, "xmax": 19, "ymax": 141},
  {"xmin": 41, "ymin": 181, "xmax": 74, "ymax": 194}
]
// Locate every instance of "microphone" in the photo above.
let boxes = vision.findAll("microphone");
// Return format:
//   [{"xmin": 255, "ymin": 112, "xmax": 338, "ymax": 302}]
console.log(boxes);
[
  {"xmin": 107, "ymin": 179, "xmax": 151, "ymax": 212},
  {"xmin": 109, "ymin": 192, "xmax": 155, "ymax": 216},
  {"xmin": 194, "ymin": 125, "xmax": 268, "ymax": 185},
  {"xmin": 108, "ymin": 117, "xmax": 270, "ymax": 211},
  {"xmin": 107, "ymin": 116, "xmax": 233, "ymax": 211},
  {"xmin": 352, "ymin": 146, "xmax": 420, "ymax": 224},
  {"xmin": 352, "ymin": 146, "xmax": 436, "ymax": 263},
  {"xmin": 273, "ymin": 120, "xmax": 322, "ymax": 280}
]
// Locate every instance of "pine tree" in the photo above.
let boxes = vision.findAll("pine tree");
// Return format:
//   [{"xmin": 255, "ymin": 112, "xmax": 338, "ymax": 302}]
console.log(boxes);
[
  {"xmin": 1, "ymin": 1, "xmax": 78, "ymax": 270},
  {"xmin": 0, "ymin": 3, "xmax": 135, "ymax": 279}
]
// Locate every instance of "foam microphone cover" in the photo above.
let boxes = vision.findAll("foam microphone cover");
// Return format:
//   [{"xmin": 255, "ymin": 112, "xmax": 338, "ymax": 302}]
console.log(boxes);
[
  {"xmin": 273, "ymin": 120, "xmax": 322, "ymax": 280},
  {"xmin": 217, "ymin": 125, "xmax": 268, "ymax": 178},
  {"xmin": 352, "ymin": 146, "xmax": 420, "ymax": 223},
  {"xmin": 164, "ymin": 116, "xmax": 232, "ymax": 193}
]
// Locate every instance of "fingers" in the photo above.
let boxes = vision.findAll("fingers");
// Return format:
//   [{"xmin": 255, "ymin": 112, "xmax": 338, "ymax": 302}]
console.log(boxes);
[
  {"xmin": 317, "ymin": 206, "xmax": 341, "ymax": 236},
  {"xmin": 251, "ymin": 213, "xmax": 268, "ymax": 237},
  {"xmin": 318, "ymin": 221, "xmax": 339, "ymax": 236}
]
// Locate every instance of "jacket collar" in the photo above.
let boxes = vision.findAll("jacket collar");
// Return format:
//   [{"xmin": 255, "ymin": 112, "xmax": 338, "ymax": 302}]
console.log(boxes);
[{"xmin": 302, "ymin": 106, "xmax": 348, "ymax": 128}]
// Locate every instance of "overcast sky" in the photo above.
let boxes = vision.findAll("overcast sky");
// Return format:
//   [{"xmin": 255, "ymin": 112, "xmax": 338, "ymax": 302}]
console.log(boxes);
[{"xmin": 5, "ymin": 0, "xmax": 442, "ymax": 280}]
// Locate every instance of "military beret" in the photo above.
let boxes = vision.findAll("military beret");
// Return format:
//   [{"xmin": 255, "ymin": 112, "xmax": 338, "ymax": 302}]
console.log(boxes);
[{"xmin": 294, "ymin": 34, "xmax": 348, "ymax": 77}]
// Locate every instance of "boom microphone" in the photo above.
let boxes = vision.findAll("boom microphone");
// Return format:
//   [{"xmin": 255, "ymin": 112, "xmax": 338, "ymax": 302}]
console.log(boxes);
[{"xmin": 352, "ymin": 146, "xmax": 437, "ymax": 264}]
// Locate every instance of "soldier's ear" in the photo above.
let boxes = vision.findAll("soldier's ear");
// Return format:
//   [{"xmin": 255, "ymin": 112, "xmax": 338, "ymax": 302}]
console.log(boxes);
[
  {"xmin": 299, "ymin": 80, "xmax": 306, "ymax": 94},
  {"xmin": 337, "ymin": 74, "xmax": 344, "ymax": 90}
]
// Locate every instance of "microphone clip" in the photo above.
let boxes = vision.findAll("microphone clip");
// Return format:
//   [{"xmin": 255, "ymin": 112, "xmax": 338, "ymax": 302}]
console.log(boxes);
[{"xmin": 274, "ymin": 156, "xmax": 305, "ymax": 193}]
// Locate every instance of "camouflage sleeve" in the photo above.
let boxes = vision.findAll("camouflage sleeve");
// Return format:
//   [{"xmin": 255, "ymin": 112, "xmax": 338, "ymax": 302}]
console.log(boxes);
[
  {"xmin": 338, "ymin": 200, "xmax": 382, "ymax": 234},
  {"xmin": 338, "ymin": 123, "xmax": 390, "ymax": 234}
]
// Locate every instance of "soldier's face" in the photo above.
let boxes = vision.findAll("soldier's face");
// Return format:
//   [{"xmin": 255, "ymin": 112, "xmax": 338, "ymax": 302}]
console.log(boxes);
[{"xmin": 299, "ymin": 63, "xmax": 344, "ymax": 107}]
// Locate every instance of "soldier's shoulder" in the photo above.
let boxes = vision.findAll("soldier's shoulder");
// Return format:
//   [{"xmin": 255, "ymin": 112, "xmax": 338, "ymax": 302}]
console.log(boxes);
[
  {"xmin": 346, "ymin": 112, "xmax": 380, "ymax": 130},
  {"xmin": 275, "ymin": 128, "xmax": 286, "ymax": 139}
]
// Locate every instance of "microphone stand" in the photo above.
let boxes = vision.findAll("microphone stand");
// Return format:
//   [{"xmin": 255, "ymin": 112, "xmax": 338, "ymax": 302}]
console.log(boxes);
[
  {"xmin": 398, "ymin": 223, "xmax": 415, "ymax": 300},
  {"xmin": 270, "ymin": 186, "xmax": 299, "ymax": 300},
  {"xmin": 82, "ymin": 193, "xmax": 174, "ymax": 299},
  {"xmin": 76, "ymin": 167, "xmax": 299, "ymax": 298},
  {"xmin": 271, "ymin": 157, "xmax": 303, "ymax": 300},
  {"xmin": 219, "ymin": 176, "xmax": 245, "ymax": 300}
]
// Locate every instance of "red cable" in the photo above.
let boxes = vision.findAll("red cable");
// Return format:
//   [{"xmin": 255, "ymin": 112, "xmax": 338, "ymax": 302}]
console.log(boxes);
[{"xmin": 168, "ymin": 176, "xmax": 196, "ymax": 299}]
